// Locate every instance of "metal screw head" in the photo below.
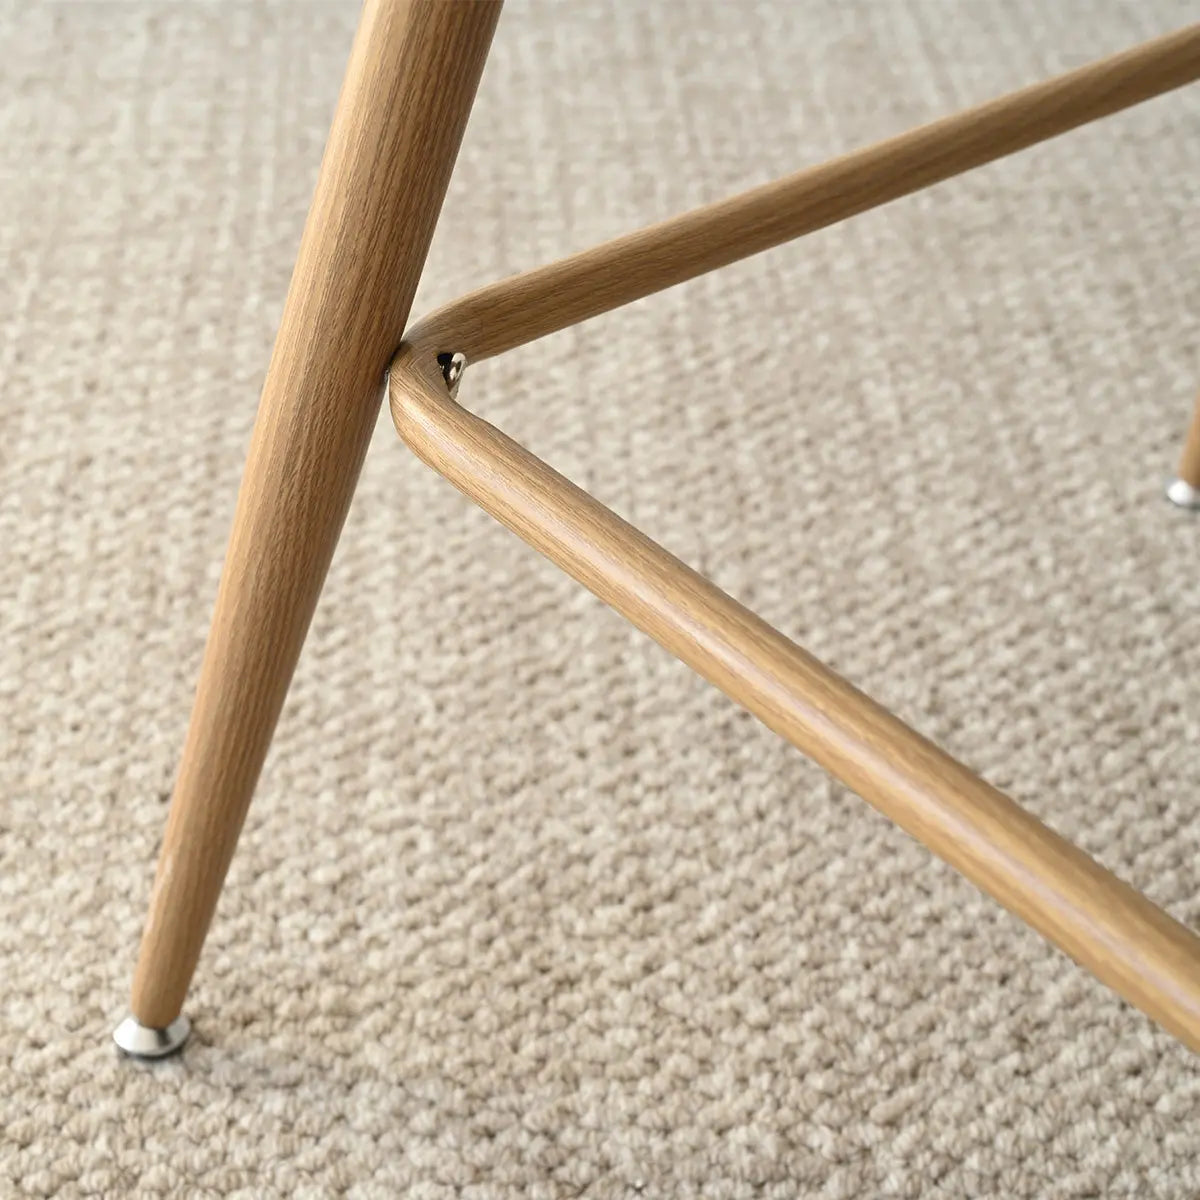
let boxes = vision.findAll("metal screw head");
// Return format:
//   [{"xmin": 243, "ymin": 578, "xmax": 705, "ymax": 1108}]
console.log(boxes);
[{"xmin": 437, "ymin": 351, "xmax": 468, "ymax": 399}]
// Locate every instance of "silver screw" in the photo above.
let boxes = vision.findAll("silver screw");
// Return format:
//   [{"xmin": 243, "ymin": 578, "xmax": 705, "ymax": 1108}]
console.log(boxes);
[{"xmin": 438, "ymin": 351, "xmax": 468, "ymax": 400}]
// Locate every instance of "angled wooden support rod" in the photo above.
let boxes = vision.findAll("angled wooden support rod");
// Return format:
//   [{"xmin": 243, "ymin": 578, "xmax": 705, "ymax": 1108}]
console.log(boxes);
[
  {"xmin": 389, "ymin": 346, "xmax": 1200, "ymax": 1053},
  {"xmin": 407, "ymin": 22, "xmax": 1200, "ymax": 364}
]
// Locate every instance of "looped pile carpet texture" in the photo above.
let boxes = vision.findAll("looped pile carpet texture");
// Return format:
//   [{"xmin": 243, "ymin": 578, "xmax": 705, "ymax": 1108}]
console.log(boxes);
[{"xmin": 2, "ymin": 1, "xmax": 1199, "ymax": 1195}]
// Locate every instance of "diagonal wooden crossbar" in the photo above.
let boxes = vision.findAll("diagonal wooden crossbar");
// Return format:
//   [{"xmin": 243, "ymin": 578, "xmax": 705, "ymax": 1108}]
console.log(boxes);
[
  {"xmin": 388, "ymin": 346, "xmax": 1200, "ymax": 1054},
  {"xmin": 392, "ymin": 24, "xmax": 1200, "ymax": 1052},
  {"xmin": 408, "ymin": 22, "xmax": 1200, "ymax": 363}
]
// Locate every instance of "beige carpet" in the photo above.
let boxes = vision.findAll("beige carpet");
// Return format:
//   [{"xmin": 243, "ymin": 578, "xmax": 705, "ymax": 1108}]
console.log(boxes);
[{"xmin": 4, "ymin": 0, "xmax": 1200, "ymax": 1194}]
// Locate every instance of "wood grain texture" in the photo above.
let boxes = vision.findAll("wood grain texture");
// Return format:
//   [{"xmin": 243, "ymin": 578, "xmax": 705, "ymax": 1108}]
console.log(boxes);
[
  {"xmin": 1177, "ymin": 390, "xmax": 1200, "ymax": 488},
  {"xmin": 389, "ymin": 347, "xmax": 1200, "ymax": 1053},
  {"xmin": 406, "ymin": 23, "xmax": 1200, "ymax": 364},
  {"xmin": 129, "ymin": 0, "xmax": 501, "ymax": 1029}
]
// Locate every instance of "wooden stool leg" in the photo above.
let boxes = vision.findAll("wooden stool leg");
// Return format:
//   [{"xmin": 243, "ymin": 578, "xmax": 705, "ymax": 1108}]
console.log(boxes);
[
  {"xmin": 1167, "ymin": 390, "xmax": 1200, "ymax": 509},
  {"xmin": 113, "ymin": 0, "xmax": 500, "ymax": 1058}
]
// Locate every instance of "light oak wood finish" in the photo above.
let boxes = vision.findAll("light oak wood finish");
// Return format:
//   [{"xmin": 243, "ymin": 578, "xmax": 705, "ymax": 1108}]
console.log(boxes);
[
  {"xmin": 128, "ymin": 0, "xmax": 501, "ymax": 1030},
  {"xmin": 390, "ymin": 347, "xmax": 1200, "ymax": 1053},
  {"xmin": 406, "ymin": 23, "xmax": 1200, "ymax": 365},
  {"xmin": 1177, "ymin": 390, "xmax": 1200, "ymax": 489}
]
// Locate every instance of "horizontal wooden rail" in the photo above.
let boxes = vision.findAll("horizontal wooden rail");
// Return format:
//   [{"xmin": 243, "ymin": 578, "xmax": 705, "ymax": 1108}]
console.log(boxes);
[
  {"xmin": 406, "ymin": 22, "xmax": 1200, "ymax": 363},
  {"xmin": 389, "ymin": 346, "xmax": 1200, "ymax": 1052}
]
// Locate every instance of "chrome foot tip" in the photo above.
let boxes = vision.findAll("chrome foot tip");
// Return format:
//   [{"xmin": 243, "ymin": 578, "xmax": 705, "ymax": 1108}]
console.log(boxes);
[
  {"xmin": 1166, "ymin": 478, "xmax": 1200, "ymax": 510},
  {"xmin": 113, "ymin": 1014, "xmax": 191, "ymax": 1059}
]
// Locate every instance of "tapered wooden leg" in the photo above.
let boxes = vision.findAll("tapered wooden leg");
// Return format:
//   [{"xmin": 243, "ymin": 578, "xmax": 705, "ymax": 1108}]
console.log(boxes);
[
  {"xmin": 1167, "ymin": 390, "xmax": 1200, "ymax": 509},
  {"xmin": 115, "ymin": 0, "xmax": 501, "ymax": 1056}
]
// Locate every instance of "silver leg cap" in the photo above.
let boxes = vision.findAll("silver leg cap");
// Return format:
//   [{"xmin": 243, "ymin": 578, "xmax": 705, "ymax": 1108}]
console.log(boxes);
[
  {"xmin": 1166, "ymin": 478, "xmax": 1200, "ymax": 510},
  {"xmin": 113, "ymin": 1014, "xmax": 191, "ymax": 1059}
]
